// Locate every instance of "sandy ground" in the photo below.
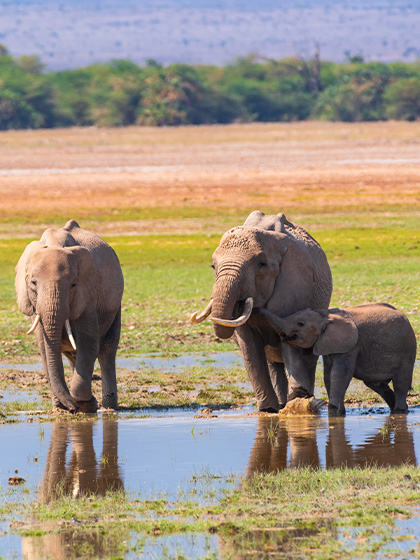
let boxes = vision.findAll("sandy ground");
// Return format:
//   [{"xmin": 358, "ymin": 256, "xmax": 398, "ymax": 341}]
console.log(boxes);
[{"xmin": 0, "ymin": 121, "xmax": 419, "ymax": 235}]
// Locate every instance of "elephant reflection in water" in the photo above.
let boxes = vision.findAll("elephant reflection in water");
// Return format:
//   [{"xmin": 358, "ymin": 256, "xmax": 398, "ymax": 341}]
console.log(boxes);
[
  {"xmin": 246, "ymin": 414, "xmax": 417, "ymax": 477},
  {"xmin": 246, "ymin": 416, "xmax": 323, "ymax": 476},
  {"xmin": 40, "ymin": 419, "xmax": 124, "ymax": 501},
  {"xmin": 23, "ymin": 419, "xmax": 125, "ymax": 560},
  {"xmin": 326, "ymin": 415, "xmax": 417, "ymax": 469}
]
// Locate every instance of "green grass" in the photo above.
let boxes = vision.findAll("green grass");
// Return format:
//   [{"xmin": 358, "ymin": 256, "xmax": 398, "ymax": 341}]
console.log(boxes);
[
  {"xmin": 14, "ymin": 466, "xmax": 420, "ymax": 560},
  {"xmin": 1, "ymin": 224, "xmax": 418, "ymax": 360}
]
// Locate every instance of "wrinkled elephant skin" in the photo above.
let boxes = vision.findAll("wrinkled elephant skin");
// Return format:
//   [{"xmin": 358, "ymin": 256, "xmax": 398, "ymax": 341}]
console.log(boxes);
[
  {"xmin": 15, "ymin": 220, "xmax": 124, "ymax": 412},
  {"xmin": 192, "ymin": 211, "xmax": 333, "ymax": 412},
  {"xmin": 259, "ymin": 303, "xmax": 416, "ymax": 415}
]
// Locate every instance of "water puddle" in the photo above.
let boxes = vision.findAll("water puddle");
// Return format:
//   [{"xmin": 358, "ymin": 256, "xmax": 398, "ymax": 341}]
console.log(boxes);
[
  {"xmin": 0, "ymin": 351, "xmax": 242, "ymax": 376},
  {"xmin": 0, "ymin": 408, "xmax": 420, "ymax": 558}
]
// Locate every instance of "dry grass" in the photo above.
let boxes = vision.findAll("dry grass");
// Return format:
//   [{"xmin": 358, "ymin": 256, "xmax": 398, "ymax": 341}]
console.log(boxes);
[{"xmin": 1, "ymin": 121, "xmax": 419, "ymax": 236}]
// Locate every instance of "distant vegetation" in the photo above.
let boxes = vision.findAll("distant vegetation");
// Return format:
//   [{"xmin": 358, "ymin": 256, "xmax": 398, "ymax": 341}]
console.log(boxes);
[{"xmin": 1, "ymin": 45, "xmax": 420, "ymax": 129}]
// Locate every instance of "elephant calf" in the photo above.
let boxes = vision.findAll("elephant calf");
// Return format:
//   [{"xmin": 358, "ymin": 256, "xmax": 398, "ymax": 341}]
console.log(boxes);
[{"xmin": 255, "ymin": 303, "xmax": 416, "ymax": 415}]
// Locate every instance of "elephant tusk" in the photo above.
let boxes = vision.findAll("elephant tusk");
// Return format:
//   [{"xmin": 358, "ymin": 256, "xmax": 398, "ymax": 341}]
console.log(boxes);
[
  {"xmin": 190, "ymin": 299, "xmax": 213, "ymax": 324},
  {"xmin": 210, "ymin": 297, "xmax": 254, "ymax": 327},
  {"xmin": 65, "ymin": 319, "xmax": 77, "ymax": 350},
  {"xmin": 26, "ymin": 314, "xmax": 40, "ymax": 335}
]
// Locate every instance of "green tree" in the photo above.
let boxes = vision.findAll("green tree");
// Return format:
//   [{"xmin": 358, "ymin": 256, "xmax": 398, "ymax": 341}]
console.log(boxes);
[
  {"xmin": 384, "ymin": 77, "xmax": 420, "ymax": 120},
  {"xmin": 138, "ymin": 64, "xmax": 208, "ymax": 126},
  {"xmin": 313, "ymin": 62, "xmax": 392, "ymax": 121},
  {"xmin": 16, "ymin": 55, "xmax": 45, "ymax": 74},
  {"xmin": 0, "ymin": 53, "xmax": 56, "ymax": 129}
]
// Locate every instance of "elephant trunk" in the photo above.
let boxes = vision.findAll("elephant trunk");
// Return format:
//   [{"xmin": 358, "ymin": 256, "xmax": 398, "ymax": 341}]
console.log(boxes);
[
  {"xmin": 210, "ymin": 271, "xmax": 251, "ymax": 339},
  {"xmin": 40, "ymin": 294, "xmax": 78, "ymax": 412},
  {"xmin": 256, "ymin": 308, "xmax": 288, "ymax": 336}
]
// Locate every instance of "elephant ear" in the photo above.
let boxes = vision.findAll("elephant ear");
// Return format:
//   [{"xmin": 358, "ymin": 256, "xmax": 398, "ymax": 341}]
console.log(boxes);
[
  {"xmin": 68, "ymin": 246, "xmax": 99, "ymax": 320},
  {"xmin": 267, "ymin": 232, "xmax": 314, "ymax": 316},
  {"xmin": 15, "ymin": 241, "xmax": 45, "ymax": 316},
  {"xmin": 313, "ymin": 311, "xmax": 358, "ymax": 356}
]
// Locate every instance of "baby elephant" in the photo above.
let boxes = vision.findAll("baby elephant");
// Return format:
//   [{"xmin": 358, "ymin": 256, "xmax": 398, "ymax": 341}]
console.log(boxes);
[{"xmin": 256, "ymin": 304, "xmax": 416, "ymax": 415}]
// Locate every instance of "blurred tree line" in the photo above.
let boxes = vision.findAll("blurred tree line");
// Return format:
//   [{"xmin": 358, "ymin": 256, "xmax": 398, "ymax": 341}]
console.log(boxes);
[{"xmin": 1, "ymin": 45, "xmax": 420, "ymax": 129}]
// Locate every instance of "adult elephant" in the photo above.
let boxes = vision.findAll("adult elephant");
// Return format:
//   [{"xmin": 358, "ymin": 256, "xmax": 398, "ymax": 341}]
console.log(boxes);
[
  {"xmin": 191, "ymin": 211, "xmax": 332, "ymax": 412},
  {"xmin": 15, "ymin": 220, "xmax": 124, "ymax": 413}
]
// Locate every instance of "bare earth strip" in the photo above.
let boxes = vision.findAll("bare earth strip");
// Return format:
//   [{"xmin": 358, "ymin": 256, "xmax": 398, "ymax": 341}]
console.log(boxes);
[{"xmin": 0, "ymin": 121, "xmax": 419, "ymax": 236}]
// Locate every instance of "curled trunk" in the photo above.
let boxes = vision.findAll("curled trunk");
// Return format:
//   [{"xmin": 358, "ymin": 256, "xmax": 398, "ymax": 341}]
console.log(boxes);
[
  {"xmin": 211, "ymin": 297, "xmax": 253, "ymax": 327},
  {"xmin": 211, "ymin": 274, "xmax": 247, "ymax": 339}
]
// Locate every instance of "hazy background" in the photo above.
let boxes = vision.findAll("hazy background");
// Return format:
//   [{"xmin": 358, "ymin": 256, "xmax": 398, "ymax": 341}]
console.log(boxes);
[{"xmin": 1, "ymin": 0, "xmax": 419, "ymax": 70}]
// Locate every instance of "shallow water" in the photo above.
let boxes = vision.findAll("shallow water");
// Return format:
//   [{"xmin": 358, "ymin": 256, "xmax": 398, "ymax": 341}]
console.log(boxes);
[
  {"xmin": 0, "ymin": 351, "xmax": 243, "ymax": 375},
  {"xmin": 1, "ymin": 407, "xmax": 420, "ymax": 559}
]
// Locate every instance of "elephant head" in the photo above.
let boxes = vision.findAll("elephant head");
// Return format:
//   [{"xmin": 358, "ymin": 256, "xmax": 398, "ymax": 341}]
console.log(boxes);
[
  {"xmin": 257, "ymin": 307, "xmax": 358, "ymax": 355},
  {"xmin": 15, "ymin": 241, "xmax": 98, "ymax": 411},
  {"xmin": 191, "ymin": 225, "xmax": 315, "ymax": 340}
]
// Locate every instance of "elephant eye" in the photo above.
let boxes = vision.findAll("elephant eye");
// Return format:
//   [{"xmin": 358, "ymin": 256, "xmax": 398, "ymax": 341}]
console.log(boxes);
[
  {"xmin": 258, "ymin": 262, "xmax": 267, "ymax": 269},
  {"xmin": 30, "ymin": 279, "xmax": 37, "ymax": 287},
  {"xmin": 297, "ymin": 321, "xmax": 305, "ymax": 327},
  {"xmin": 71, "ymin": 282, "xmax": 77, "ymax": 288}
]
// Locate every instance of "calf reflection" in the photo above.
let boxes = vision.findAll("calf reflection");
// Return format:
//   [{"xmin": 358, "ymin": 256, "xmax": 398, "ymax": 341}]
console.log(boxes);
[
  {"xmin": 326, "ymin": 415, "xmax": 417, "ymax": 468},
  {"xmin": 40, "ymin": 418, "xmax": 123, "ymax": 502},
  {"xmin": 247, "ymin": 414, "xmax": 416, "ymax": 476}
]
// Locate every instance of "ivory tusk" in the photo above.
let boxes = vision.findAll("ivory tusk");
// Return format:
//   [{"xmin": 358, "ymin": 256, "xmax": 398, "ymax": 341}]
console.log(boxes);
[
  {"xmin": 26, "ymin": 314, "xmax": 40, "ymax": 335},
  {"xmin": 190, "ymin": 299, "xmax": 213, "ymax": 324},
  {"xmin": 210, "ymin": 297, "xmax": 254, "ymax": 327},
  {"xmin": 65, "ymin": 319, "xmax": 77, "ymax": 350}
]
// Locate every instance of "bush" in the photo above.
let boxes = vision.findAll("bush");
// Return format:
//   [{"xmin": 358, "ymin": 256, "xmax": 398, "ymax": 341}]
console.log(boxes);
[{"xmin": 384, "ymin": 77, "xmax": 420, "ymax": 120}]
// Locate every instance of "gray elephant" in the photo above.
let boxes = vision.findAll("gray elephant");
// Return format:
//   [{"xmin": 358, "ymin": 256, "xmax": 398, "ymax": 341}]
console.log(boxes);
[
  {"xmin": 191, "ymin": 211, "xmax": 333, "ymax": 412},
  {"xmin": 15, "ymin": 220, "xmax": 124, "ymax": 413},
  {"xmin": 256, "ymin": 303, "xmax": 417, "ymax": 415}
]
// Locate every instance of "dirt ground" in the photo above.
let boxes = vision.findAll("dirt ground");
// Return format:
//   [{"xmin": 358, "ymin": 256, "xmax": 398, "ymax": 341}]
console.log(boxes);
[{"xmin": 1, "ymin": 121, "xmax": 419, "ymax": 235}]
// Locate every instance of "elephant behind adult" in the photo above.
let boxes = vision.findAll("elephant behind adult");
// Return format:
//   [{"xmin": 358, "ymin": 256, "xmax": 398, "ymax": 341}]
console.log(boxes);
[
  {"xmin": 15, "ymin": 220, "xmax": 124, "ymax": 412},
  {"xmin": 191, "ymin": 211, "xmax": 332, "ymax": 412}
]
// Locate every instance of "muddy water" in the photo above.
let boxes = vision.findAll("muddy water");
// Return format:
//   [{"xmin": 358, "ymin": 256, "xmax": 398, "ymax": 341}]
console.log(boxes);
[{"xmin": 1, "ymin": 408, "xmax": 420, "ymax": 559}]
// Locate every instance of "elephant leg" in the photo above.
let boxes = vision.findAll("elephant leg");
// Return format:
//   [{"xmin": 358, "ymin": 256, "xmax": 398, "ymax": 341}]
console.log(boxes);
[
  {"xmin": 98, "ymin": 308, "xmax": 121, "ymax": 410},
  {"xmin": 70, "ymin": 314, "xmax": 100, "ymax": 412},
  {"xmin": 267, "ymin": 361, "xmax": 288, "ymax": 409},
  {"xmin": 391, "ymin": 371, "xmax": 411, "ymax": 413},
  {"xmin": 363, "ymin": 380, "xmax": 395, "ymax": 411},
  {"xmin": 282, "ymin": 344, "xmax": 317, "ymax": 400},
  {"xmin": 328, "ymin": 353, "xmax": 357, "ymax": 416},
  {"xmin": 323, "ymin": 355, "xmax": 333, "ymax": 399},
  {"xmin": 235, "ymin": 324, "xmax": 279, "ymax": 412}
]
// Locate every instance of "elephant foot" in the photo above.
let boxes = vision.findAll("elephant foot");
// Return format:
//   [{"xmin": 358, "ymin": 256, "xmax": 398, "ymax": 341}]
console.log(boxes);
[
  {"xmin": 52, "ymin": 402, "xmax": 79, "ymax": 414},
  {"xmin": 52, "ymin": 395, "xmax": 79, "ymax": 413},
  {"xmin": 391, "ymin": 407, "xmax": 408, "ymax": 415},
  {"xmin": 77, "ymin": 396, "xmax": 98, "ymax": 414},
  {"xmin": 102, "ymin": 393, "xmax": 118, "ymax": 410},
  {"xmin": 287, "ymin": 387, "xmax": 313, "ymax": 401},
  {"xmin": 328, "ymin": 403, "xmax": 345, "ymax": 416},
  {"xmin": 259, "ymin": 407, "xmax": 278, "ymax": 414}
]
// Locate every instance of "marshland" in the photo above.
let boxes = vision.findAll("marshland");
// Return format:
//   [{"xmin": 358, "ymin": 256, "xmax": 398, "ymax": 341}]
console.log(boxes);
[{"xmin": 0, "ymin": 121, "xmax": 419, "ymax": 559}]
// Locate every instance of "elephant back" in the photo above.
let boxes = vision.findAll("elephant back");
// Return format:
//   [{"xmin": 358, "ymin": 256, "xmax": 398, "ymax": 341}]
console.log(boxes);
[{"xmin": 244, "ymin": 211, "xmax": 333, "ymax": 309}]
